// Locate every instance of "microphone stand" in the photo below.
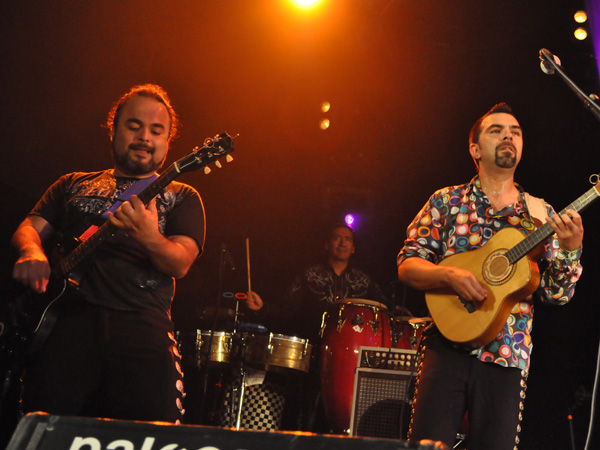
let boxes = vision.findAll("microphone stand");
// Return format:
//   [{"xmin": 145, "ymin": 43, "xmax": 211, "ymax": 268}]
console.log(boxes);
[
  {"xmin": 390, "ymin": 281, "xmax": 398, "ymax": 347},
  {"xmin": 398, "ymin": 282, "xmax": 412, "ymax": 440},
  {"xmin": 539, "ymin": 48, "xmax": 600, "ymax": 123},
  {"xmin": 541, "ymin": 49, "xmax": 600, "ymax": 450},
  {"xmin": 197, "ymin": 243, "xmax": 233, "ymax": 424}
]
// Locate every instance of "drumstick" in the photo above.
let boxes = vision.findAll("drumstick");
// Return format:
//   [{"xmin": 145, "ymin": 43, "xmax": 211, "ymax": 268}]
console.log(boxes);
[{"xmin": 246, "ymin": 237, "xmax": 252, "ymax": 297}]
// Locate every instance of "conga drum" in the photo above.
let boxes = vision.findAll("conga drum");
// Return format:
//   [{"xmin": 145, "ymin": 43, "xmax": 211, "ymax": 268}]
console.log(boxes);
[
  {"xmin": 319, "ymin": 299, "xmax": 392, "ymax": 433},
  {"xmin": 393, "ymin": 317, "xmax": 433, "ymax": 350}
]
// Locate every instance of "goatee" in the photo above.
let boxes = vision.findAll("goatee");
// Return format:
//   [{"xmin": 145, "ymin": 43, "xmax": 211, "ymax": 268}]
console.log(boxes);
[
  {"xmin": 112, "ymin": 147, "xmax": 164, "ymax": 175},
  {"xmin": 495, "ymin": 144, "xmax": 517, "ymax": 169},
  {"xmin": 495, "ymin": 153, "xmax": 517, "ymax": 169}
]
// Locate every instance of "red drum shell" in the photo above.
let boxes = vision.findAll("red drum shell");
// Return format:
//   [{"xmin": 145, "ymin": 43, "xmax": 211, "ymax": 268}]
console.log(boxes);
[
  {"xmin": 319, "ymin": 299, "xmax": 392, "ymax": 433},
  {"xmin": 393, "ymin": 317, "xmax": 432, "ymax": 350}
]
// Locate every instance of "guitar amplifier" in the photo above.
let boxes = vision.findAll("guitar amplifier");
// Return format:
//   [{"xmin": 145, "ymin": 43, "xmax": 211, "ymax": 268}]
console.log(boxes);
[{"xmin": 349, "ymin": 346, "xmax": 419, "ymax": 439}]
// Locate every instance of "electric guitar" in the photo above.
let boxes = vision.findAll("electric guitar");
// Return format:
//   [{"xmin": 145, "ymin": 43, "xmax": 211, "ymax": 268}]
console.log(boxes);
[
  {"xmin": 0, "ymin": 133, "xmax": 235, "ymax": 359},
  {"xmin": 425, "ymin": 180, "xmax": 599, "ymax": 348}
]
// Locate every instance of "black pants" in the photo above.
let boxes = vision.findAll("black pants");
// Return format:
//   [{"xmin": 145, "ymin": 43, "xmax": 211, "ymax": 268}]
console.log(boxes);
[
  {"xmin": 22, "ymin": 303, "xmax": 183, "ymax": 423},
  {"xmin": 409, "ymin": 331, "xmax": 526, "ymax": 450}
]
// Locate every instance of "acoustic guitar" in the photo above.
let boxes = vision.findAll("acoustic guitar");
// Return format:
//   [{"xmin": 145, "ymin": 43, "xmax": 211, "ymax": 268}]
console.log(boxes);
[
  {"xmin": 425, "ymin": 181, "xmax": 598, "ymax": 348},
  {"xmin": 0, "ymin": 133, "xmax": 235, "ymax": 360}
]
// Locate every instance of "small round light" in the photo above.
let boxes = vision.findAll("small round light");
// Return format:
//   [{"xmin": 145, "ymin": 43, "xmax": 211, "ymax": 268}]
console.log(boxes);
[
  {"xmin": 574, "ymin": 10, "xmax": 587, "ymax": 24},
  {"xmin": 320, "ymin": 118, "xmax": 330, "ymax": 130},
  {"xmin": 345, "ymin": 214, "xmax": 355, "ymax": 226},
  {"xmin": 321, "ymin": 101, "xmax": 331, "ymax": 113},
  {"xmin": 574, "ymin": 27, "xmax": 588, "ymax": 41}
]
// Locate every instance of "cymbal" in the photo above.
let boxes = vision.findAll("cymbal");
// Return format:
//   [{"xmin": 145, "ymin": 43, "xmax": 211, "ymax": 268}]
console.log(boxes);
[
  {"xmin": 409, "ymin": 317, "xmax": 433, "ymax": 326},
  {"xmin": 394, "ymin": 315, "xmax": 413, "ymax": 323}
]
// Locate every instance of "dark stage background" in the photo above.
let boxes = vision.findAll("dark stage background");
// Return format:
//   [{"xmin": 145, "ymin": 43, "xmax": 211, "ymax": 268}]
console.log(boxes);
[{"xmin": 1, "ymin": 1, "xmax": 599, "ymax": 449}]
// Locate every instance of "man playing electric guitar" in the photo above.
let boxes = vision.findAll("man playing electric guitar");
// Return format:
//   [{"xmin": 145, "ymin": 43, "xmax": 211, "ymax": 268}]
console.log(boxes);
[
  {"xmin": 9, "ymin": 84, "xmax": 206, "ymax": 424},
  {"xmin": 397, "ymin": 103, "xmax": 584, "ymax": 450}
]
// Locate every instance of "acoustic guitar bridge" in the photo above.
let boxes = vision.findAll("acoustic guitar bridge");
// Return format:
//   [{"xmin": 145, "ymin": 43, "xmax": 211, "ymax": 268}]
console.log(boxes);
[{"xmin": 458, "ymin": 296, "xmax": 476, "ymax": 314}]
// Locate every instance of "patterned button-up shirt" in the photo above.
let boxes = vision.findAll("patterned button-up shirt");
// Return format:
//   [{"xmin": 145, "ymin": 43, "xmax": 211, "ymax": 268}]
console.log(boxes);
[{"xmin": 397, "ymin": 177, "xmax": 582, "ymax": 370}]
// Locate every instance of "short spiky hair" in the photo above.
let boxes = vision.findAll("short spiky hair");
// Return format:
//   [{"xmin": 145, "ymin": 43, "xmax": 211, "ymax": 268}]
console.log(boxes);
[
  {"xmin": 327, "ymin": 223, "xmax": 355, "ymax": 241},
  {"xmin": 469, "ymin": 102, "xmax": 515, "ymax": 146},
  {"xmin": 105, "ymin": 84, "xmax": 180, "ymax": 142}
]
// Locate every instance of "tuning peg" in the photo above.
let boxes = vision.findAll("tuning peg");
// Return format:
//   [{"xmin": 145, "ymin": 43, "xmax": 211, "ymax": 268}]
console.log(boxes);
[
  {"xmin": 204, "ymin": 167, "xmax": 212, "ymax": 175},
  {"xmin": 214, "ymin": 160, "xmax": 222, "ymax": 168},
  {"xmin": 226, "ymin": 155, "xmax": 233, "ymax": 162}
]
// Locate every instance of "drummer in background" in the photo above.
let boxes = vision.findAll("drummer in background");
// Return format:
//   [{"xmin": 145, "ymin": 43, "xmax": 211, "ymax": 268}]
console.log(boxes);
[
  {"xmin": 277, "ymin": 223, "xmax": 387, "ymax": 344},
  {"xmin": 264, "ymin": 223, "xmax": 387, "ymax": 432}
]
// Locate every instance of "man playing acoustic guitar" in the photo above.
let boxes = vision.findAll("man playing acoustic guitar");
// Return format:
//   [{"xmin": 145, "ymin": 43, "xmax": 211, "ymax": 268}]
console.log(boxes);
[
  {"xmin": 10, "ymin": 84, "xmax": 206, "ymax": 423},
  {"xmin": 397, "ymin": 103, "xmax": 584, "ymax": 450}
]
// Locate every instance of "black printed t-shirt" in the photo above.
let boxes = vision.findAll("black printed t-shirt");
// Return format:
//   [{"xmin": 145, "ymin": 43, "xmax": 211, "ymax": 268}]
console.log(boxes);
[{"xmin": 29, "ymin": 170, "xmax": 205, "ymax": 318}]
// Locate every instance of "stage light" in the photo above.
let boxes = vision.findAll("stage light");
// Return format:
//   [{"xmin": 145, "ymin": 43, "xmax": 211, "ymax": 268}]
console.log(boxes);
[
  {"xmin": 321, "ymin": 101, "xmax": 331, "ymax": 112},
  {"xmin": 291, "ymin": 0, "xmax": 323, "ymax": 9},
  {"xmin": 574, "ymin": 10, "xmax": 588, "ymax": 24},
  {"xmin": 344, "ymin": 214, "xmax": 355, "ymax": 227},
  {"xmin": 574, "ymin": 27, "xmax": 588, "ymax": 40},
  {"xmin": 320, "ymin": 118, "xmax": 330, "ymax": 130}
]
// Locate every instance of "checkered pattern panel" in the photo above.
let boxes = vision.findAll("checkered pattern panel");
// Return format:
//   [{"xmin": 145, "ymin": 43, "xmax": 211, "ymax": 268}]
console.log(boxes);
[{"xmin": 218, "ymin": 381, "xmax": 286, "ymax": 430}]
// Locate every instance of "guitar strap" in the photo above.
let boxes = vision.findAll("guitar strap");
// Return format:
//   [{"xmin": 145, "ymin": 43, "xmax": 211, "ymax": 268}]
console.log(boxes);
[
  {"xmin": 101, "ymin": 174, "xmax": 158, "ymax": 219},
  {"xmin": 523, "ymin": 192, "xmax": 547, "ymax": 227},
  {"xmin": 78, "ymin": 174, "xmax": 158, "ymax": 241}
]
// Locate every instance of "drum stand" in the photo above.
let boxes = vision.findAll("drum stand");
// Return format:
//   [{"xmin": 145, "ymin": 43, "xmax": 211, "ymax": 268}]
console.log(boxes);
[
  {"xmin": 212, "ymin": 239, "xmax": 273, "ymax": 430},
  {"xmin": 222, "ymin": 324, "xmax": 245, "ymax": 430},
  {"xmin": 197, "ymin": 243, "xmax": 236, "ymax": 424},
  {"xmin": 226, "ymin": 321, "xmax": 269, "ymax": 430},
  {"xmin": 230, "ymin": 346, "xmax": 248, "ymax": 431}
]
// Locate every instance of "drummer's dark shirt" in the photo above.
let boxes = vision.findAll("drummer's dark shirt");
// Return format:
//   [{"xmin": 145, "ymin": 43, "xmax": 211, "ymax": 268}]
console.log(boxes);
[{"xmin": 276, "ymin": 262, "xmax": 386, "ymax": 344}]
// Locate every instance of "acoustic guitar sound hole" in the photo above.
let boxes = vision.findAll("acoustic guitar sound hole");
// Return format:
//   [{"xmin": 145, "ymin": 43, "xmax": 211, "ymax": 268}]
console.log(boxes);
[{"xmin": 483, "ymin": 250, "xmax": 516, "ymax": 286}]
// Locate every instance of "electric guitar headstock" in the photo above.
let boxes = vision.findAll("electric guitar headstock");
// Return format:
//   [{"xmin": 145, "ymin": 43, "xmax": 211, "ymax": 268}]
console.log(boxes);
[{"xmin": 175, "ymin": 133, "xmax": 236, "ymax": 175}]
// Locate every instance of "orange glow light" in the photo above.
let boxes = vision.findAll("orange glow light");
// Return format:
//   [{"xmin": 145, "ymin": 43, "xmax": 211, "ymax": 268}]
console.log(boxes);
[
  {"xmin": 321, "ymin": 101, "xmax": 331, "ymax": 112},
  {"xmin": 290, "ymin": 0, "xmax": 323, "ymax": 10},
  {"xmin": 320, "ymin": 118, "xmax": 330, "ymax": 130}
]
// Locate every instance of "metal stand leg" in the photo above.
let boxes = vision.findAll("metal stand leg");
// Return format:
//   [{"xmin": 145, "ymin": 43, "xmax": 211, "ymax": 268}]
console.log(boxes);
[{"xmin": 234, "ymin": 367, "xmax": 247, "ymax": 430}]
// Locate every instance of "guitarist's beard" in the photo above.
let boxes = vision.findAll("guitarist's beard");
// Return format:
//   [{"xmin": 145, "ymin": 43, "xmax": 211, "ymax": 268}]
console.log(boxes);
[
  {"xmin": 112, "ymin": 144, "xmax": 166, "ymax": 176},
  {"xmin": 494, "ymin": 143, "xmax": 517, "ymax": 169}
]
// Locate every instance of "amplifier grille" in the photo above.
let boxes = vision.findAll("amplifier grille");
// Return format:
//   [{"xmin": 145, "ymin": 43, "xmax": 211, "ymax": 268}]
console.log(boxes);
[{"xmin": 350, "ymin": 346, "xmax": 419, "ymax": 439}]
